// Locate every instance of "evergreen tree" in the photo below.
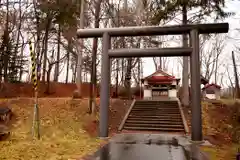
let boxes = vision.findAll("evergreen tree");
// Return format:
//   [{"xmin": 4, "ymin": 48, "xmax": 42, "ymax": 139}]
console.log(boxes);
[
  {"xmin": 148, "ymin": 0, "xmax": 233, "ymax": 25},
  {"xmin": 0, "ymin": 30, "xmax": 27, "ymax": 83}
]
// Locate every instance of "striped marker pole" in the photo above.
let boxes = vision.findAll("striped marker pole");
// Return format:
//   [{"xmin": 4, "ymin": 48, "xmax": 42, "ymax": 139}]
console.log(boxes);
[
  {"xmin": 29, "ymin": 40, "xmax": 40, "ymax": 139},
  {"xmin": 29, "ymin": 41, "xmax": 37, "ymax": 90}
]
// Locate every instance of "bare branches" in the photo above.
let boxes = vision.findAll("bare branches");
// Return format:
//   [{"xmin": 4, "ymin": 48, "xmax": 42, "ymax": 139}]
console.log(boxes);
[
  {"xmin": 201, "ymin": 34, "xmax": 226, "ymax": 81},
  {"xmin": 47, "ymin": 50, "xmax": 66, "ymax": 67},
  {"xmin": 226, "ymin": 65, "xmax": 234, "ymax": 88}
]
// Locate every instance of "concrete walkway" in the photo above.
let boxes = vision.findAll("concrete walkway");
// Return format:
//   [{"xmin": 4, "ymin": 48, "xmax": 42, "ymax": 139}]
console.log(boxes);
[{"xmin": 82, "ymin": 133, "xmax": 210, "ymax": 160}]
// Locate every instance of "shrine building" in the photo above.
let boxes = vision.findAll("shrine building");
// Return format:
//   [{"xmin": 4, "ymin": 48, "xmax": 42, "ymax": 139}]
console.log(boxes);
[
  {"xmin": 141, "ymin": 70, "xmax": 180, "ymax": 99},
  {"xmin": 202, "ymin": 83, "xmax": 221, "ymax": 100}
]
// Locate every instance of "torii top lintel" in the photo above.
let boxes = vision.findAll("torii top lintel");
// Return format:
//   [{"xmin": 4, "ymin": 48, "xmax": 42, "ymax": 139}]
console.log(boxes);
[{"xmin": 77, "ymin": 23, "xmax": 229, "ymax": 38}]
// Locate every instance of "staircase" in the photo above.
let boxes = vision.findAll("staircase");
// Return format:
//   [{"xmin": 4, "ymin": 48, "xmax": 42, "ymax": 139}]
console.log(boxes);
[{"xmin": 119, "ymin": 100, "xmax": 187, "ymax": 133}]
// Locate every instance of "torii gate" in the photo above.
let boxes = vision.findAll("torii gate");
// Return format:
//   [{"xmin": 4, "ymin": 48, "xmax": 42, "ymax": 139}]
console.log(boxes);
[{"xmin": 77, "ymin": 23, "xmax": 229, "ymax": 142}]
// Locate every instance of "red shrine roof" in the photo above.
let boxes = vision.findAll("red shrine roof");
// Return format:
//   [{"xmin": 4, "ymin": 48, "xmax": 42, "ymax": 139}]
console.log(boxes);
[
  {"xmin": 141, "ymin": 69, "xmax": 180, "ymax": 84},
  {"xmin": 202, "ymin": 83, "xmax": 221, "ymax": 90}
]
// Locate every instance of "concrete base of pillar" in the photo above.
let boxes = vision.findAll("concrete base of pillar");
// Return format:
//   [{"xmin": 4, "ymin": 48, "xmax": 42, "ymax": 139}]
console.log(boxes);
[
  {"xmin": 99, "ymin": 137, "xmax": 110, "ymax": 140},
  {"xmin": 188, "ymin": 139, "xmax": 213, "ymax": 147}
]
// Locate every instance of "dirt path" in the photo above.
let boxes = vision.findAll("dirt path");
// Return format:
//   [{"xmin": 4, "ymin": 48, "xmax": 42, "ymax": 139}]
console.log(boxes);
[{"xmin": 83, "ymin": 99, "xmax": 132, "ymax": 137}]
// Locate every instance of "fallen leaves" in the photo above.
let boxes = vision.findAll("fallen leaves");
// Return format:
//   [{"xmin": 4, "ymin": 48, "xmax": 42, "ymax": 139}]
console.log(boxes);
[
  {"xmin": 0, "ymin": 98, "xmax": 102, "ymax": 160},
  {"xmin": 201, "ymin": 101, "xmax": 234, "ymax": 143},
  {"xmin": 201, "ymin": 144, "xmax": 240, "ymax": 160},
  {"xmin": 200, "ymin": 99, "xmax": 240, "ymax": 159}
]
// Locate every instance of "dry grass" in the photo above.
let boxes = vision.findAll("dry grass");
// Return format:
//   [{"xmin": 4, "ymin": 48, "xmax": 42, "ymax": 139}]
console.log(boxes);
[
  {"xmin": 202, "ymin": 101, "xmax": 232, "ymax": 140},
  {"xmin": 201, "ymin": 144, "xmax": 240, "ymax": 160},
  {"xmin": 201, "ymin": 99, "xmax": 240, "ymax": 160},
  {"xmin": 0, "ymin": 98, "xmax": 102, "ymax": 160}
]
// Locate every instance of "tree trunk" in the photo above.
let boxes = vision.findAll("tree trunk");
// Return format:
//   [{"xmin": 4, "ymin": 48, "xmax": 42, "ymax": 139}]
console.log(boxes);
[
  {"xmin": 46, "ymin": 50, "xmax": 55, "ymax": 93},
  {"xmin": 123, "ymin": 0, "xmax": 130, "ymax": 98},
  {"xmin": 73, "ymin": 60, "xmax": 77, "ymax": 83},
  {"xmin": 65, "ymin": 44, "xmax": 70, "ymax": 84},
  {"xmin": 232, "ymin": 51, "xmax": 240, "ymax": 98},
  {"xmin": 19, "ymin": 37, "xmax": 24, "ymax": 81},
  {"xmin": 54, "ymin": 24, "xmax": 61, "ymax": 82},
  {"xmin": 120, "ymin": 38, "xmax": 125, "ymax": 86},
  {"xmin": 72, "ymin": 62, "xmax": 76, "ymax": 83},
  {"xmin": 3, "ymin": 30, "xmax": 9, "ymax": 82},
  {"xmin": 42, "ymin": 16, "xmax": 51, "ymax": 82},
  {"xmin": 3, "ymin": 0, "xmax": 10, "ymax": 82},
  {"xmin": 46, "ymin": 66, "xmax": 52, "ymax": 94},
  {"xmin": 38, "ymin": 37, "xmax": 46, "ymax": 79},
  {"xmin": 89, "ymin": 0, "xmax": 103, "ymax": 114},
  {"xmin": 137, "ymin": 58, "xmax": 140, "ymax": 88},
  {"xmin": 181, "ymin": 3, "xmax": 189, "ymax": 106},
  {"xmin": 140, "ymin": 58, "xmax": 143, "ymax": 98},
  {"xmin": 76, "ymin": 0, "xmax": 85, "ymax": 97},
  {"xmin": 14, "ymin": 0, "xmax": 22, "ymax": 80},
  {"xmin": 214, "ymin": 54, "xmax": 219, "ymax": 84},
  {"xmin": 136, "ymin": 0, "xmax": 142, "ymax": 89},
  {"xmin": 112, "ymin": 0, "xmax": 119, "ymax": 97},
  {"xmin": 14, "ymin": 1, "xmax": 22, "ymax": 57},
  {"xmin": 125, "ymin": 58, "xmax": 132, "ymax": 99},
  {"xmin": 115, "ymin": 59, "xmax": 119, "ymax": 97},
  {"xmin": 14, "ymin": 25, "xmax": 22, "ymax": 81}
]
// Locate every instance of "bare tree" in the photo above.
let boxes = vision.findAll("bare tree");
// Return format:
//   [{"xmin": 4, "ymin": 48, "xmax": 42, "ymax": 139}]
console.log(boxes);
[
  {"xmin": 2, "ymin": 0, "xmax": 10, "ymax": 82},
  {"xmin": 46, "ymin": 48, "xmax": 66, "ymax": 94},
  {"xmin": 76, "ymin": 0, "xmax": 85, "ymax": 98},
  {"xmin": 226, "ymin": 66, "xmax": 235, "ymax": 97},
  {"xmin": 65, "ymin": 42, "xmax": 70, "ymax": 83},
  {"xmin": 201, "ymin": 35, "xmax": 225, "ymax": 81},
  {"xmin": 232, "ymin": 51, "xmax": 240, "ymax": 98},
  {"xmin": 41, "ymin": 12, "xmax": 53, "ymax": 82},
  {"xmin": 89, "ymin": 0, "xmax": 103, "ymax": 114},
  {"xmin": 54, "ymin": 23, "xmax": 61, "ymax": 82},
  {"xmin": 181, "ymin": 1, "xmax": 189, "ymax": 106}
]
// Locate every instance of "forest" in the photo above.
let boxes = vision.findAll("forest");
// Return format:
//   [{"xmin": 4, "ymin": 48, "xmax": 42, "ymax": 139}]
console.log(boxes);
[
  {"xmin": 0, "ymin": 0, "xmax": 238, "ymax": 100},
  {"xmin": 0, "ymin": 1, "xmax": 240, "ymax": 159}
]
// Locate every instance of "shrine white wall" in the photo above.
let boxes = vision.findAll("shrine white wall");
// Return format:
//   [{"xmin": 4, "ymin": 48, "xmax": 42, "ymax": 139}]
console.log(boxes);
[
  {"xmin": 202, "ymin": 88, "xmax": 221, "ymax": 100},
  {"xmin": 168, "ymin": 89, "xmax": 177, "ymax": 98},
  {"xmin": 143, "ymin": 89, "xmax": 152, "ymax": 99},
  {"xmin": 205, "ymin": 94, "xmax": 216, "ymax": 99},
  {"xmin": 143, "ymin": 80, "xmax": 148, "ymax": 85}
]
